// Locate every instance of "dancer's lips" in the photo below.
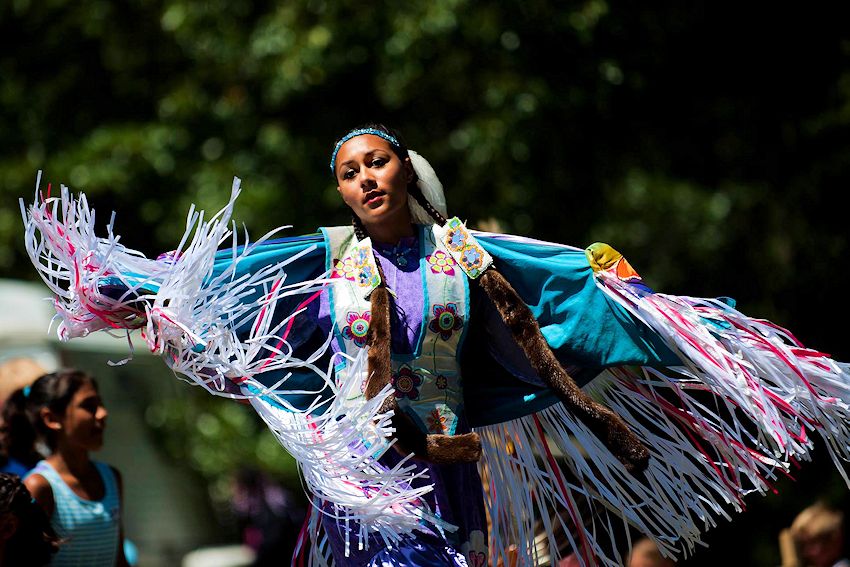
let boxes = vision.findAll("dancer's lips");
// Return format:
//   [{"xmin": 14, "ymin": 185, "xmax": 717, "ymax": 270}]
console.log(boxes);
[{"xmin": 363, "ymin": 190, "xmax": 386, "ymax": 206}]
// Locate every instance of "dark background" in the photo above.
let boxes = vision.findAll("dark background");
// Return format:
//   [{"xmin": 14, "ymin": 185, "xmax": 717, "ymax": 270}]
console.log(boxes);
[{"xmin": 2, "ymin": 1, "xmax": 850, "ymax": 564}]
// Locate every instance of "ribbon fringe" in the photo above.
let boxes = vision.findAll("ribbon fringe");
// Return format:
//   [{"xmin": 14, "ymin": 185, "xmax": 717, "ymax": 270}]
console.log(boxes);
[{"xmin": 479, "ymin": 272, "xmax": 850, "ymax": 566}]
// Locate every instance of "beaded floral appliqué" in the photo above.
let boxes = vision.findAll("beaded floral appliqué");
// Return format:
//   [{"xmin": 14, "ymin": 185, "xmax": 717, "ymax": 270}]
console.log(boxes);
[
  {"xmin": 331, "ymin": 257, "xmax": 357, "ymax": 281},
  {"xmin": 428, "ymin": 303, "xmax": 464, "ymax": 341},
  {"xmin": 333, "ymin": 238, "xmax": 381, "ymax": 298},
  {"xmin": 426, "ymin": 250, "xmax": 456, "ymax": 275},
  {"xmin": 434, "ymin": 217, "xmax": 493, "ymax": 279},
  {"xmin": 341, "ymin": 311, "xmax": 370, "ymax": 347},
  {"xmin": 392, "ymin": 365, "xmax": 422, "ymax": 400},
  {"xmin": 427, "ymin": 407, "xmax": 449, "ymax": 433}
]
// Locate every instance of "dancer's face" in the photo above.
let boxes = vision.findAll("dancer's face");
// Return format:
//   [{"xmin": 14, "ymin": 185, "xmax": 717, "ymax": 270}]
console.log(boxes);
[{"xmin": 335, "ymin": 135, "xmax": 413, "ymax": 229}]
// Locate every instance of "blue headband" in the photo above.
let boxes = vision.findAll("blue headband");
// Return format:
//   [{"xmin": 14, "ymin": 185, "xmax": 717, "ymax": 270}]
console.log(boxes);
[{"xmin": 330, "ymin": 128, "xmax": 401, "ymax": 174}]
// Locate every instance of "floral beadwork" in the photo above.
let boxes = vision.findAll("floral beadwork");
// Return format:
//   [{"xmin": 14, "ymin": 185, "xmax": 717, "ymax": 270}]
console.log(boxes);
[
  {"xmin": 392, "ymin": 365, "xmax": 422, "ymax": 400},
  {"xmin": 357, "ymin": 265, "xmax": 376, "ymax": 287},
  {"xmin": 427, "ymin": 407, "xmax": 448, "ymax": 433},
  {"xmin": 331, "ymin": 257, "xmax": 357, "ymax": 281},
  {"xmin": 437, "ymin": 217, "xmax": 493, "ymax": 279},
  {"xmin": 428, "ymin": 303, "xmax": 464, "ymax": 341},
  {"xmin": 446, "ymin": 228, "xmax": 468, "ymax": 251},
  {"xmin": 435, "ymin": 375, "xmax": 448, "ymax": 390},
  {"xmin": 426, "ymin": 251, "xmax": 456, "ymax": 275},
  {"xmin": 334, "ymin": 244, "xmax": 381, "ymax": 293},
  {"xmin": 341, "ymin": 311, "xmax": 371, "ymax": 347},
  {"xmin": 460, "ymin": 245, "xmax": 484, "ymax": 271},
  {"xmin": 354, "ymin": 247, "xmax": 371, "ymax": 267}
]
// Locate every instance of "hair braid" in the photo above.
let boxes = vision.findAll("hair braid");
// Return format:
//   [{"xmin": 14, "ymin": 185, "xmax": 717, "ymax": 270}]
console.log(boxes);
[
  {"xmin": 407, "ymin": 192, "xmax": 650, "ymax": 472},
  {"xmin": 351, "ymin": 216, "xmax": 395, "ymax": 412}
]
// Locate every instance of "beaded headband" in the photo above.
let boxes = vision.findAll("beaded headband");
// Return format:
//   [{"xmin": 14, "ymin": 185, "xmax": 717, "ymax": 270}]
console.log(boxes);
[{"xmin": 330, "ymin": 128, "xmax": 401, "ymax": 174}]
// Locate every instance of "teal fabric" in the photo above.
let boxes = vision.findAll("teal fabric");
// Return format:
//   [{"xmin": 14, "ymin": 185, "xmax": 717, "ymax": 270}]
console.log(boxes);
[
  {"xmin": 208, "ymin": 232, "xmax": 682, "ymax": 426},
  {"xmin": 476, "ymin": 235, "xmax": 678, "ymax": 368},
  {"xmin": 211, "ymin": 234, "xmax": 332, "ymax": 413},
  {"xmin": 463, "ymin": 234, "xmax": 679, "ymax": 426},
  {"xmin": 211, "ymin": 233, "xmax": 325, "ymax": 282}
]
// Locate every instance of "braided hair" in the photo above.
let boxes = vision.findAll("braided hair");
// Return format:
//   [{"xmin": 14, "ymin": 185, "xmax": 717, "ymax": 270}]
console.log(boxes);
[
  {"xmin": 332, "ymin": 124, "xmax": 648, "ymax": 471},
  {"xmin": 0, "ymin": 473, "xmax": 60, "ymax": 565}
]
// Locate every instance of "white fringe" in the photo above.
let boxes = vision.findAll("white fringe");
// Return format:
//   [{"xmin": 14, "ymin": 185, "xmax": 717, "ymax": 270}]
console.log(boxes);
[
  {"xmin": 479, "ymin": 272, "xmax": 850, "ymax": 566},
  {"xmin": 21, "ymin": 177, "xmax": 439, "ymax": 556},
  {"xmin": 26, "ymin": 177, "xmax": 850, "ymax": 564},
  {"xmin": 595, "ymin": 271, "xmax": 850, "ymax": 481}
]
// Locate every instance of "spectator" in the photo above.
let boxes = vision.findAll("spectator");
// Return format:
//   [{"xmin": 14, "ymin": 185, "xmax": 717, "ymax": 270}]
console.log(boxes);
[
  {"xmin": 627, "ymin": 537, "xmax": 677, "ymax": 567},
  {"xmin": 23, "ymin": 369, "xmax": 129, "ymax": 566},
  {"xmin": 0, "ymin": 472, "xmax": 60, "ymax": 566},
  {"xmin": 780, "ymin": 502, "xmax": 850, "ymax": 567},
  {"xmin": 0, "ymin": 357, "xmax": 46, "ymax": 404},
  {"xmin": 0, "ymin": 388, "xmax": 42, "ymax": 476}
]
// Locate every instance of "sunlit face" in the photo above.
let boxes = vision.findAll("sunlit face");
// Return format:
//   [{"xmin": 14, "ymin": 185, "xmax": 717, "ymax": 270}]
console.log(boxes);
[
  {"xmin": 46, "ymin": 381, "xmax": 108, "ymax": 452},
  {"xmin": 335, "ymin": 134, "xmax": 413, "ymax": 228}
]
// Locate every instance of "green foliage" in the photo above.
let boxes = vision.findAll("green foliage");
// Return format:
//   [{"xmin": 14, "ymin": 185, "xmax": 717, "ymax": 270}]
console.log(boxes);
[{"xmin": 144, "ymin": 388, "xmax": 300, "ymax": 508}]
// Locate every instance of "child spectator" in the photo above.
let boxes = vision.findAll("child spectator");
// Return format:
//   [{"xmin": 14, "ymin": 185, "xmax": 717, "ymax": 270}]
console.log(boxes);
[{"xmin": 23, "ymin": 369, "xmax": 129, "ymax": 566}]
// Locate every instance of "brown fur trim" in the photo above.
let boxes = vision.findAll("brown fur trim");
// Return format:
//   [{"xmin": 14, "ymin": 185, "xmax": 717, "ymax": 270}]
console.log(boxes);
[
  {"xmin": 364, "ymin": 285, "xmax": 394, "ymax": 413},
  {"xmin": 478, "ymin": 269, "xmax": 649, "ymax": 473},
  {"xmin": 424, "ymin": 432, "xmax": 482, "ymax": 464},
  {"xmin": 391, "ymin": 409, "xmax": 482, "ymax": 464},
  {"xmin": 362, "ymin": 279, "xmax": 481, "ymax": 464}
]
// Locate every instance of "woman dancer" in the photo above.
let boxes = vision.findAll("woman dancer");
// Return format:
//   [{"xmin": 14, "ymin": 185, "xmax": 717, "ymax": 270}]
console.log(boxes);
[{"xmin": 20, "ymin": 125, "xmax": 850, "ymax": 566}]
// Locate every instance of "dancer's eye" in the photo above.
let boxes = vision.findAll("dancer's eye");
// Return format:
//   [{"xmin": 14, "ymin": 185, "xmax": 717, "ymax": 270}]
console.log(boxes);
[{"xmin": 342, "ymin": 169, "xmax": 356, "ymax": 180}]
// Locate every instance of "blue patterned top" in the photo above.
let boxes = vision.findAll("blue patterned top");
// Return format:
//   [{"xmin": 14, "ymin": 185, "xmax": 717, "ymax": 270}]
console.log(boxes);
[{"xmin": 28, "ymin": 460, "xmax": 120, "ymax": 567}]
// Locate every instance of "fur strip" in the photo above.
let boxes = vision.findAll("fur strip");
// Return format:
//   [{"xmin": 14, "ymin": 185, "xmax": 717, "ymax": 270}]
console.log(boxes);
[
  {"xmin": 478, "ymin": 269, "xmax": 649, "ymax": 472},
  {"xmin": 391, "ymin": 409, "xmax": 482, "ymax": 464},
  {"xmin": 363, "ymin": 281, "xmax": 482, "ymax": 464},
  {"xmin": 364, "ymin": 285, "xmax": 394, "ymax": 411}
]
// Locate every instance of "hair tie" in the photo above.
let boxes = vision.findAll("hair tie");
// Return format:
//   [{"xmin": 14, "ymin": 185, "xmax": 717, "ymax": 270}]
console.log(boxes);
[{"xmin": 23, "ymin": 385, "xmax": 31, "ymax": 398}]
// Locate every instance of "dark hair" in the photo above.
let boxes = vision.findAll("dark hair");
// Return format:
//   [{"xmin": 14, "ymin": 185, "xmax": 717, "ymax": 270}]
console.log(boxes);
[
  {"xmin": 333, "ymin": 123, "xmax": 441, "ymax": 236},
  {"xmin": 26, "ymin": 369, "xmax": 97, "ymax": 451},
  {"xmin": 0, "ymin": 473, "xmax": 61, "ymax": 565},
  {"xmin": 339, "ymin": 123, "xmax": 650, "ymax": 472},
  {"xmin": 0, "ymin": 389, "xmax": 41, "ymax": 470}
]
